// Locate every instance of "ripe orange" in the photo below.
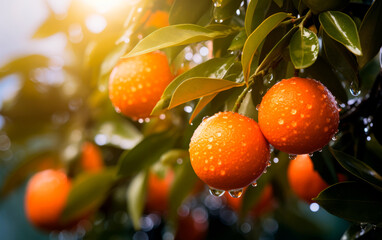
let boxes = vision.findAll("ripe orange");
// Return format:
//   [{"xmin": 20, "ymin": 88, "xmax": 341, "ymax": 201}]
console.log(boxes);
[
  {"xmin": 25, "ymin": 169, "xmax": 71, "ymax": 231},
  {"xmin": 225, "ymin": 185, "xmax": 275, "ymax": 217},
  {"xmin": 145, "ymin": 10, "xmax": 169, "ymax": 28},
  {"xmin": 258, "ymin": 77, "xmax": 339, "ymax": 154},
  {"xmin": 287, "ymin": 154, "xmax": 328, "ymax": 203},
  {"xmin": 175, "ymin": 207, "xmax": 208, "ymax": 240},
  {"xmin": 109, "ymin": 52, "xmax": 173, "ymax": 119},
  {"xmin": 81, "ymin": 141, "xmax": 103, "ymax": 172},
  {"xmin": 189, "ymin": 111, "xmax": 270, "ymax": 191},
  {"xmin": 145, "ymin": 169, "xmax": 174, "ymax": 213}
]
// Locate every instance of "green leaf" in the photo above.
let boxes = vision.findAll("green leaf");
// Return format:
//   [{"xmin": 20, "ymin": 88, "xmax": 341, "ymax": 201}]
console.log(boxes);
[
  {"xmin": 169, "ymin": 0, "xmax": 212, "ymax": 25},
  {"xmin": 152, "ymin": 56, "xmax": 235, "ymax": 114},
  {"xmin": 330, "ymin": 148, "xmax": 382, "ymax": 191},
  {"xmin": 245, "ymin": 0, "xmax": 272, "ymax": 36},
  {"xmin": 0, "ymin": 55, "xmax": 50, "ymax": 79},
  {"xmin": 273, "ymin": 0, "xmax": 283, "ymax": 8},
  {"xmin": 93, "ymin": 102, "xmax": 143, "ymax": 150},
  {"xmin": 62, "ymin": 168, "xmax": 117, "ymax": 223},
  {"xmin": 289, "ymin": 27, "xmax": 319, "ymax": 69},
  {"xmin": 159, "ymin": 149, "xmax": 189, "ymax": 166},
  {"xmin": 124, "ymin": 24, "xmax": 239, "ymax": 58},
  {"xmin": 228, "ymin": 30, "xmax": 247, "ymax": 51},
  {"xmin": 168, "ymin": 158, "xmax": 199, "ymax": 223},
  {"xmin": 242, "ymin": 12, "xmax": 290, "ymax": 83},
  {"xmin": 117, "ymin": 131, "xmax": 177, "ymax": 177},
  {"xmin": 310, "ymin": 146, "xmax": 338, "ymax": 185},
  {"xmin": 314, "ymin": 181, "xmax": 382, "ymax": 224},
  {"xmin": 301, "ymin": 57, "xmax": 348, "ymax": 104},
  {"xmin": 319, "ymin": 11, "xmax": 362, "ymax": 56},
  {"xmin": 357, "ymin": 0, "xmax": 382, "ymax": 68},
  {"xmin": 213, "ymin": 0, "xmax": 242, "ymax": 23},
  {"xmin": 127, "ymin": 170, "xmax": 148, "ymax": 230},
  {"xmin": 168, "ymin": 77, "xmax": 244, "ymax": 109},
  {"xmin": 255, "ymin": 26, "xmax": 298, "ymax": 75},
  {"xmin": 322, "ymin": 30, "xmax": 358, "ymax": 88},
  {"xmin": 189, "ymin": 93, "xmax": 218, "ymax": 124}
]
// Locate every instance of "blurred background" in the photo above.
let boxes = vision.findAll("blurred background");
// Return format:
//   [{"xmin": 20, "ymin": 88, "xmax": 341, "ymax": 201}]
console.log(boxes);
[{"xmin": 0, "ymin": 0, "xmax": 378, "ymax": 239}]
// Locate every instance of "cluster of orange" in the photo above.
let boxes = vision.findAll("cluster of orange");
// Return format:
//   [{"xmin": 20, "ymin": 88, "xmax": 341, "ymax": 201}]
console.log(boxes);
[
  {"xmin": 25, "ymin": 7, "xmax": 342, "ymax": 232},
  {"xmin": 108, "ymin": 47, "xmax": 339, "ymax": 204}
]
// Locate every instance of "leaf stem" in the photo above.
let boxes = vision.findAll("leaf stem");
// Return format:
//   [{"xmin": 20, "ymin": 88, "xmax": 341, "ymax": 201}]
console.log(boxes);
[{"xmin": 299, "ymin": 10, "xmax": 312, "ymax": 28}]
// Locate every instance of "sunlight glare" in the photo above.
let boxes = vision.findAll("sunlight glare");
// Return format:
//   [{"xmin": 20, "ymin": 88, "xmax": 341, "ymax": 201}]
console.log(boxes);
[{"xmin": 81, "ymin": 0, "xmax": 140, "ymax": 14}]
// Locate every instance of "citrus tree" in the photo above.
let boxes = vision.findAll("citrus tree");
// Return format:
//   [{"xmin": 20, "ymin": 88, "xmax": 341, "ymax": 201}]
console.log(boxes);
[{"xmin": 0, "ymin": 0, "xmax": 381, "ymax": 239}]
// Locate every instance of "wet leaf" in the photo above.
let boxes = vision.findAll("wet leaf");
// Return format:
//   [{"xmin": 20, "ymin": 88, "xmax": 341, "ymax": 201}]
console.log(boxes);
[
  {"xmin": 168, "ymin": 77, "xmax": 244, "ymax": 109},
  {"xmin": 242, "ymin": 12, "xmax": 290, "ymax": 83},
  {"xmin": 124, "ymin": 24, "xmax": 239, "ymax": 58},
  {"xmin": 319, "ymin": 11, "xmax": 362, "ymax": 56},
  {"xmin": 213, "ymin": 0, "xmax": 242, "ymax": 23},
  {"xmin": 228, "ymin": 30, "xmax": 247, "ymax": 51},
  {"xmin": 322, "ymin": 30, "xmax": 358, "ymax": 87},
  {"xmin": 289, "ymin": 27, "xmax": 319, "ymax": 69},
  {"xmin": 62, "ymin": 168, "xmax": 117, "ymax": 223},
  {"xmin": 357, "ymin": 0, "xmax": 382, "ymax": 68},
  {"xmin": 341, "ymin": 223, "xmax": 374, "ymax": 240},
  {"xmin": 314, "ymin": 181, "xmax": 382, "ymax": 224},
  {"xmin": 301, "ymin": 57, "xmax": 348, "ymax": 104},
  {"xmin": 127, "ymin": 170, "xmax": 148, "ymax": 230},
  {"xmin": 169, "ymin": 0, "xmax": 212, "ymax": 25},
  {"xmin": 245, "ymin": 0, "xmax": 272, "ymax": 36},
  {"xmin": 330, "ymin": 148, "xmax": 382, "ymax": 191},
  {"xmin": 152, "ymin": 56, "xmax": 235, "ymax": 114},
  {"xmin": 117, "ymin": 131, "xmax": 177, "ymax": 177}
]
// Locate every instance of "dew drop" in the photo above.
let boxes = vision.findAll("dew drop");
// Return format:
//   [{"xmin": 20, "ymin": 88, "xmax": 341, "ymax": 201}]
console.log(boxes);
[
  {"xmin": 202, "ymin": 116, "xmax": 209, "ymax": 121},
  {"xmin": 209, "ymin": 188, "xmax": 225, "ymax": 197},
  {"xmin": 138, "ymin": 118, "xmax": 144, "ymax": 124},
  {"xmin": 350, "ymin": 82, "xmax": 361, "ymax": 96},
  {"xmin": 213, "ymin": 0, "xmax": 222, "ymax": 7},
  {"xmin": 229, "ymin": 189, "xmax": 243, "ymax": 198},
  {"xmin": 256, "ymin": 104, "xmax": 260, "ymax": 111},
  {"xmin": 307, "ymin": 104, "xmax": 312, "ymax": 109},
  {"xmin": 289, "ymin": 154, "xmax": 297, "ymax": 160},
  {"xmin": 331, "ymin": 135, "xmax": 337, "ymax": 141},
  {"xmin": 208, "ymin": 137, "xmax": 214, "ymax": 142},
  {"xmin": 263, "ymin": 169, "xmax": 267, "ymax": 173},
  {"xmin": 291, "ymin": 121, "xmax": 297, "ymax": 128},
  {"xmin": 278, "ymin": 119, "xmax": 284, "ymax": 125},
  {"xmin": 309, "ymin": 153, "xmax": 314, "ymax": 157},
  {"xmin": 267, "ymin": 161, "xmax": 272, "ymax": 167},
  {"xmin": 217, "ymin": 132, "xmax": 222, "ymax": 137},
  {"xmin": 291, "ymin": 109, "xmax": 297, "ymax": 115},
  {"xmin": 251, "ymin": 181, "xmax": 257, "ymax": 187}
]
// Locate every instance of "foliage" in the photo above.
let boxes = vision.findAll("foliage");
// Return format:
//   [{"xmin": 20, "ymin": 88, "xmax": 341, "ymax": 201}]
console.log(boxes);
[{"xmin": 0, "ymin": 0, "xmax": 381, "ymax": 239}]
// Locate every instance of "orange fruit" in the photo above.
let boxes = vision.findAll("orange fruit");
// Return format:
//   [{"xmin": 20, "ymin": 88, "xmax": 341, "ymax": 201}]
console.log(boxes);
[
  {"xmin": 287, "ymin": 154, "xmax": 328, "ymax": 203},
  {"xmin": 145, "ymin": 10, "xmax": 169, "ymax": 28},
  {"xmin": 25, "ymin": 169, "xmax": 71, "ymax": 231},
  {"xmin": 175, "ymin": 207, "xmax": 208, "ymax": 240},
  {"xmin": 225, "ymin": 185, "xmax": 275, "ymax": 217},
  {"xmin": 109, "ymin": 52, "xmax": 173, "ymax": 119},
  {"xmin": 189, "ymin": 111, "xmax": 270, "ymax": 191},
  {"xmin": 258, "ymin": 77, "xmax": 339, "ymax": 154},
  {"xmin": 81, "ymin": 141, "xmax": 103, "ymax": 172},
  {"xmin": 146, "ymin": 169, "xmax": 174, "ymax": 213}
]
